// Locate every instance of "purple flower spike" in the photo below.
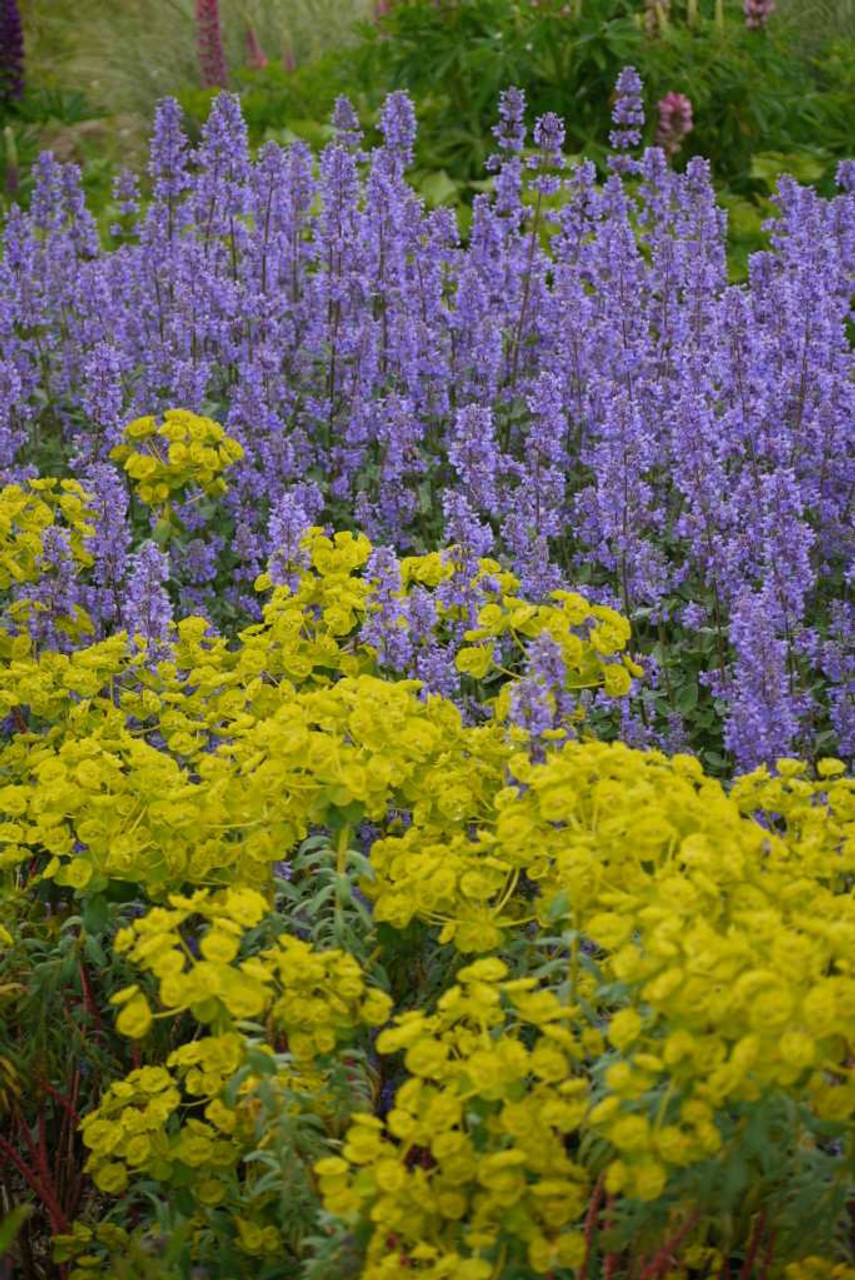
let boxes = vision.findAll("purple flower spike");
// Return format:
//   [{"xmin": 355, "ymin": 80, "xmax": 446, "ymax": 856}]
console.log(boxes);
[
  {"xmin": 332, "ymin": 96, "xmax": 364, "ymax": 152},
  {"xmin": 378, "ymin": 90, "xmax": 417, "ymax": 170},
  {"xmin": 492, "ymin": 86, "xmax": 527, "ymax": 155},
  {"xmin": 123, "ymin": 542, "xmax": 174, "ymax": 657},
  {"xmin": 533, "ymin": 112, "xmax": 565, "ymax": 168},
  {"xmin": 609, "ymin": 66, "xmax": 645, "ymax": 175},
  {"xmin": 0, "ymin": 0, "xmax": 24, "ymax": 102}
]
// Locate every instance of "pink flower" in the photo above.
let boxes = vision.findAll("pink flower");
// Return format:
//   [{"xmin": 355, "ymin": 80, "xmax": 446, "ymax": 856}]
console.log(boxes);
[
  {"xmin": 744, "ymin": 0, "xmax": 775, "ymax": 28},
  {"xmin": 245, "ymin": 24, "xmax": 268, "ymax": 71},
  {"xmin": 655, "ymin": 91, "xmax": 693, "ymax": 158}
]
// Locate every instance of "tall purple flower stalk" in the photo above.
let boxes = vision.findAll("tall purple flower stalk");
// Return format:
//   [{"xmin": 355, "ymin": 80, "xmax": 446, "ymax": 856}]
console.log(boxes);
[
  {"xmin": 0, "ymin": 0, "xmax": 24, "ymax": 103},
  {"xmin": 608, "ymin": 66, "xmax": 644, "ymax": 175},
  {"xmin": 195, "ymin": 0, "xmax": 228, "ymax": 89},
  {"xmin": 25, "ymin": 527, "xmax": 80, "ymax": 652},
  {"xmin": 123, "ymin": 542, "xmax": 174, "ymax": 657}
]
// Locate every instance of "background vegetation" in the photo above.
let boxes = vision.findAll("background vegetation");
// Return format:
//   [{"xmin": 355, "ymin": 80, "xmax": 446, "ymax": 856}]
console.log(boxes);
[{"xmin": 3, "ymin": 0, "xmax": 854, "ymax": 271}]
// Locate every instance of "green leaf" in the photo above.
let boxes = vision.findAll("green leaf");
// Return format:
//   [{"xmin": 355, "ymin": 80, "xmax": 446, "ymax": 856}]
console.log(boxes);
[
  {"xmin": 675, "ymin": 681, "xmax": 699, "ymax": 713},
  {"xmin": 0, "ymin": 1205, "xmax": 32, "ymax": 1254},
  {"xmin": 345, "ymin": 850, "xmax": 376, "ymax": 882},
  {"xmin": 83, "ymin": 934, "xmax": 106, "ymax": 968},
  {"xmin": 247, "ymin": 1046, "xmax": 278, "ymax": 1077},
  {"xmin": 152, "ymin": 517, "xmax": 174, "ymax": 547},
  {"xmin": 721, "ymin": 1153, "xmax": 748, "ymax": 1206},
  {"xmin": 546, "ymin": 890, "xmax": 570, "ymax": 923},
  {"xmin": 416, "ymin": 168, "xmax": 460, "ymax": 207},
  {"xmin": 82, "ymin": 894, "xmax": 109, "ymax": 936},
  {"xmin": 750, "ymin": 149, "xmax": 827, "ymax": 185}
]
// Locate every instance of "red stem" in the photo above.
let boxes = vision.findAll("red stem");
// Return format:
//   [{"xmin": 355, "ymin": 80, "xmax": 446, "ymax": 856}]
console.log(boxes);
[
  {"xmin": 638, "ymin": 1211, "xmax": 701, "ymax": 1280},
  {"xmin": 14, "ymin": 1109, "xmax": 40, "ymax": 1170},
  {"xmin": 757, "ymin": 1228, "xmax": 776, "ymax": 1280},
  {"xmin": 0, "ymin": 1133, "xmax": 70, "ymax": 1233},
  {"xmin": 603, "ymin": 1193, "xmax": 620, "ymax": 1280},
  {"xmin": 36, "ymin": 1079, "xmax": 81, "ymax": 1127},
  {"xmin": 740, "ymin": 1212, "xmax": 766, "ymax": 1280},
  {"xmin": 579, "ymin": 1173, "xmax": 606, "ymax": 1280},
  {"xmin": 64, "ymin": 1069, "xmax": 85, "ymax": 1221},
  {"xmin": 37, "ymin": 1109, "xmax": 52, "ymax": 1195},
  {"xmin": 78, "ymin": 959, "xmax": 102, "ymax": 1033}
]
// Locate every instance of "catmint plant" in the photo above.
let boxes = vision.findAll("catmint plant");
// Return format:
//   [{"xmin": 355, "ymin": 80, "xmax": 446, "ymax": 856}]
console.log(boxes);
[{"xmin": 0, "ymin": 70, "xmax": 852, "ymax": 770}]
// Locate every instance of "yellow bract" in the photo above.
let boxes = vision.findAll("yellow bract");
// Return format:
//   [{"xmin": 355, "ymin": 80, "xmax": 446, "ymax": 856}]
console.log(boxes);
[
  {"xmin": 0, "ymin": 486, "xmax": 631, "ymax": 893},
  {"xmin": 317, "ymin": 962, "xmax": 590, "ymax": 1275},
  {"xmin": 109, "ymin": 408, "xmax": 244, "ymax": 511}
]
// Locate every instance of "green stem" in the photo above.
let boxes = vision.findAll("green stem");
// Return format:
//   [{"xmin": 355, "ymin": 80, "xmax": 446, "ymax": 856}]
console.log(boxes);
[
  {"xmin": 569, "ymin": 919, "xmax": 580, "ymax": 1000},
  {"xmin": 336, "ymin": 823, "xmax": 351, "ymax": 877}
]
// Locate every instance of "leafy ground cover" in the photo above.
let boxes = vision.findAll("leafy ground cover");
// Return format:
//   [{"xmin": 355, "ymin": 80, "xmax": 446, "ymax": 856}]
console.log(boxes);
[{"xmin": 0, "ymin": 25, "xmax": 853, "ymax": 1280}]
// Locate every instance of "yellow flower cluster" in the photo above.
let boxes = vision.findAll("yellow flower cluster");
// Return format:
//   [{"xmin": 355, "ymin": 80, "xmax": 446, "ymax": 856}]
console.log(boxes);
[
  {"xmin": 109, "ymin": 408, "xmax": 244, "ymax": 508},
  {"xmin": 0, "ymin": 505, "xmax": 628, "ymax": 894},
  {"xmin": 317, "ymin": 957, "xmax": 591, "ymax": 1278},
  {"xmin": 784, "ymin": 1263, "xmax": 855, "ymax": 1280},
  {"xmin": 2, "ymin": 467, "xmax": 851, "ymax": 1277},
  {"xmin": 74, "ymin": 1038, "xmax": 304, "ymax": 1267},
  {"xmin": 109, "ymin": 885, "xmax": 391, "ymax": 1046},
  {"xmin": 77, "ymin": 887, "xmax": 390, "ymax": 1253},
  {"xmin": 365, "ymin": 739, "xmax": 854, "ymax": 1206},
  {"xmin": 460, "ymin": 587, "xmax": 637, "ymax": 700},
  {"xmin": 0, "ymin": 477, "xmax": 94, "ymax": 589},
  {"xmin": 255, "ymin": 526, "xmax": 637, "ymax": 709}
]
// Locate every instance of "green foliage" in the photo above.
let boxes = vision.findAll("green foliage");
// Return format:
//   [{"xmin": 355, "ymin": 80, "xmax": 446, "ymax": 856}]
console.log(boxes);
[
  {"xmin": 776, "ymin": 0, "xmax": 855, "ymax": 48},
  {"xmin": 8, "ymin": 0, "xmax": 853, "ymax": 255},
  {"xmin": 0, "ymin": 1205, "xmax": 32, "ymax": 1254},
  {"xmin": 179, "ymin": 52, "xmax": 355, "ymax": 151},
  {"xmin": 4, "ymin": 0, "xmax": 371, "ymax": 217},
  {"xmin": 171, "ymin": 0, "xmax": 855, "ymax": 273},
  {"xmin": 0, "ymin": 84, "xmax": 102, "ymax": 211},
  {"xmin": 22, "ymin": 0, "xmax": 371, "ymax": 121},
  {"xmin": 179, "ymin": 0, "xmax": 854, "ymax": 196}
]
